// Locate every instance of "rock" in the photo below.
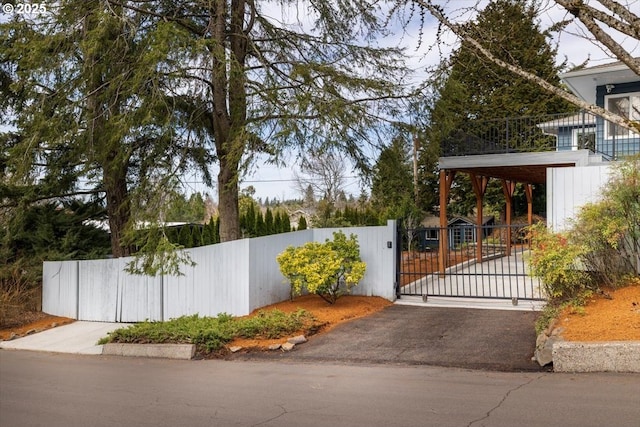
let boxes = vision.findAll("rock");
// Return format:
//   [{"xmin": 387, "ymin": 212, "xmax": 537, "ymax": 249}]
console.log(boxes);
[
  {"xmin": 8, "ymin": 332, "xmax": 16, "ymax": 341},
  {"xmin": 25, "ymin": 329, "xmax": 36, "ymax": 335},
  {"xmin": 229, "ymin": 346, "xmax": 243, "ymax": 353},
  {"xmin": 534, "ymin": 333, "xmax": 559, "ymax": 367},
  {"xmin": 551, "ymin": 327, "xmax": 565, "ymax": 337},
  {"xmin": 268, "ymin": 344, "xmax": 282, "ymax": 351},
  {"xmin": 287, "ymin": 335, "xmax": 307, "ymax": 345},
  {"xmin": 536, "ymin": 331, "xmax": 548, "ymax": 349},
  {"xmin": 51, "ymin": 322, "xmax": 58, "ymax": 328},
  {"xmin": 281, "ymin": 342, "xmax": 296, "ymax": 351}
]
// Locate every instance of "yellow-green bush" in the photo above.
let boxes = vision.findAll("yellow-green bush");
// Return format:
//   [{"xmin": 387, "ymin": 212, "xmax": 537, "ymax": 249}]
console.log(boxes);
[
  {"xmin": 277, "ymin": 231, "xmax": 366, "ymax": 304},
  {"xmin": 528, "ymin": 223, "xmax": 593, "ymax": 301}
]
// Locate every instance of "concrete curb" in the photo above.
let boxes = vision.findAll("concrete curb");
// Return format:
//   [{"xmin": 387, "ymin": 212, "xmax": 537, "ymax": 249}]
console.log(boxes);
[
  {"xmin": 553, "ymin": 341, "xmax": 640, "ymax": 373},
  {"xmin": 102, "ymin": 343, "xmax": 195, "ymax": 360}
]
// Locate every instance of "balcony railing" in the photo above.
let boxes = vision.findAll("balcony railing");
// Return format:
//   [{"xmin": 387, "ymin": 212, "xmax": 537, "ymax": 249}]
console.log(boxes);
[{"xmin": 441, "ymin": 111, "xmax": 640, "ymax": 160}]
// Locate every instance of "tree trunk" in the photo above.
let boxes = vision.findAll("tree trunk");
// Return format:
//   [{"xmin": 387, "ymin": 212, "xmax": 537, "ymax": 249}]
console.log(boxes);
[
  {"xmin": 105, "ymin": 167, "xmax": 132, "ymax": 257},
  {"xmin": 217, "ymin": 155, "xmax": 240, "ymax": 242},
  {"xmin": 82, "ymin": 4, "xmax": 131, "ymax": 257},
  {"xmin": 209, "ymin": 0, "xmax": 248, "ymax": 242}
]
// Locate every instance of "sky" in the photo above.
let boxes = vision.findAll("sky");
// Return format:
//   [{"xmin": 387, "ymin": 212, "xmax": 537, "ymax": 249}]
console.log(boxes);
[{"xmin": 2, "ymin": 1, "xmax": 639, "ymax": 203}]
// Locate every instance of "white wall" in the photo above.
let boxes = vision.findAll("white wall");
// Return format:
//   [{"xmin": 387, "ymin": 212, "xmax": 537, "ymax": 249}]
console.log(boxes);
[
  {"xmin": 547, "ymin": 164, "xmax": 612, "ymax": 231},
  {"xmin": 248, "ymin": 230, "xmax": 313, "ymax": 313},
  {"xmin": 312, "ymin": 221, "xmax": 397, "ymax": 300},
  {"xmin": 163, "ymin": 241, "xmax": 251, "ymax": 319},
  {"xmin": 42, "ymin": 261, "xmax": 78, "ymax": 319},
  {"xmin": 42, "ymin": 222, "xmax": 397, "ymax": 321}
]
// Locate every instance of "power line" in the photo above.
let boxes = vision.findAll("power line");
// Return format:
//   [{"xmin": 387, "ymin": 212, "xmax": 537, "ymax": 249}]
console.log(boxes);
[{"xmin": 242, "ymin": 176, "xmax": 360, "ymax": 184}]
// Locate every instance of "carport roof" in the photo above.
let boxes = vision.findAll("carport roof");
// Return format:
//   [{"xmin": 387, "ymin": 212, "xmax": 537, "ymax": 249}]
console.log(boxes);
[{"xmin": 438, "ymin": 150, "xmax": 598, "ymax": 184}]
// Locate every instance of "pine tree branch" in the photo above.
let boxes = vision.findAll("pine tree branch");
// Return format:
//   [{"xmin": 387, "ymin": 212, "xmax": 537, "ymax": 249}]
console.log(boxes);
[{"xmin": 0, "ymin": 189, "xmax": 104, "ymax": 208}]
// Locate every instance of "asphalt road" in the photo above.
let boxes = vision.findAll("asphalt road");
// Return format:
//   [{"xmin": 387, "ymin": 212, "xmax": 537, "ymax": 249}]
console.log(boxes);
[{"xmin": 2, "ymin": 350, "xmax": 639, "ymax": 427}]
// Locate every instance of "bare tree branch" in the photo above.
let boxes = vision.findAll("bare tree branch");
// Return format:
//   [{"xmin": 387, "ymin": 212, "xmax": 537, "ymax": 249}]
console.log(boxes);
[
  {"xmin": 596, "ymin": 0, "xmax": 640, "ymax": 37},
  {"xmin": 556, "ymin": 0, "xmax": 640, "ymax": 75}
]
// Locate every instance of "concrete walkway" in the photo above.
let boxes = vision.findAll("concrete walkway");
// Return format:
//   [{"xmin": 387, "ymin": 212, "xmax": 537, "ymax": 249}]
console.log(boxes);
[{"xmin": 0, "ymin": 321, "xmax": 128, "ymax": 355}]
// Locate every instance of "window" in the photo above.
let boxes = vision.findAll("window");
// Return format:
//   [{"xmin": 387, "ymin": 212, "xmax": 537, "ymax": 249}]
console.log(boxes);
[
  {"xmin": 571, "ymin": 127, "xmax": 596, "ymax": 151},
  {"xmin": 605, "ymin": 92, "xmax": 640, "ymax": 138}
]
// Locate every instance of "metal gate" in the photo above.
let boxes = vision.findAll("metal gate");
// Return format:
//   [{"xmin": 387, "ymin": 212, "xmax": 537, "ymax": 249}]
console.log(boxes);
[{"xmin": 395, "ymin": 222, "xmax": 544, "ymax": 301}]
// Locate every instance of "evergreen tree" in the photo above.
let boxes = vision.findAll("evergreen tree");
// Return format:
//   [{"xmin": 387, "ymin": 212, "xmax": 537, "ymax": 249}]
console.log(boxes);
[
  {"xmin": 255, "ymin": 211, "xmax": 266, "ymax": 236},
  {"xmin": 201, "ymin": 223, "xmax": 213, "ymax": 246},
  {"xmin": 371, "ymin": 134, "xmax": 419, "ymax": 220},
  {"xmin": 0, "ymin": 0, "xmax": 412, "ymax": 266},
  {"xmin": 273, "ymin": 211, "xmax": 283, "ymax": 234},
  {"xmin": 282, "ymin": 212, "xmax": 291, "ymax": 233},
  {"xmin": 1, "ymin": 201, "xmax": 111, "ymax": 262},
  {"xmin": 165, "ymin": 226, "xmax": 179, "ymax": 245},
  {"xmin": 246, "ymin": 202, "xmax": 257, "ymax": 237},
  {"xmin": 178, "ymin": 225, "xmax": 193, "ymax": 248},
  {"xmin": 0, "ymin": 3, "xmax": 214, "ymax": 258},
  {"xmin": 298, "ymin": 216, "xmax": 308, "ymax": 231},
  {"xmin": 421, "ymin": 0, "xmax": 574, "ymax": 217},
  {"xmin": 191, "ymin": 225, "xmax": 203, "ymax": 247},
  {"xmin": 264, "ymin": 208, "xmax": 274, "ymax": 235}
]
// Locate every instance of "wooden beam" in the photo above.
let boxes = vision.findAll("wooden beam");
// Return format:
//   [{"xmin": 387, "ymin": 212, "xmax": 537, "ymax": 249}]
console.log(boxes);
[
  {"xmin": 502, "ymin": 180, "xmax": 517, "ymax": 256},
  {"xmin": 470, "ymin": 173, "xmax": 489, "ymax": 263},
  {"xmin": 438, "ymin": 170, "xmax": 456, "ymax": 276}
]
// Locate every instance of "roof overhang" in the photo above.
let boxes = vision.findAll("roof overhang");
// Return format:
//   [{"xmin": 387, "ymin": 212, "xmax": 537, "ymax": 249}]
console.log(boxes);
[
  {"xmin": 561, "ymin": 62, "xmax": 639, "ymax": 104},
  {"xmin": 438, "ymin": 150, "xmax": 596, "ymax": 184}
]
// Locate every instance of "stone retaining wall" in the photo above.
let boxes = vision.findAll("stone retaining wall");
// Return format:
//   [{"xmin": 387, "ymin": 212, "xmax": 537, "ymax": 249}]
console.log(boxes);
[{"xmin": 552, "ymin": 341, "xmax": 640, "ymax": 373}]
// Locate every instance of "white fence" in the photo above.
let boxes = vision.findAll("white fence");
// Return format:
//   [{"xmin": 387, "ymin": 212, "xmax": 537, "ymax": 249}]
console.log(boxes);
[
  {"xmin": 547, "ymin": 164, "xmax": 611, "ymax": 231},
  {"xmin": 43, "ymin": 221, "xmax": 398, "ymax": 322}
]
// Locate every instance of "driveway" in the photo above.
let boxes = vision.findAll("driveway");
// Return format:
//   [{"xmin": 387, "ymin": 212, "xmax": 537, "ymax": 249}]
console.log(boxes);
[{"xmin": 237, "ymin": 305, "xmax": 544, "ymax": 372}]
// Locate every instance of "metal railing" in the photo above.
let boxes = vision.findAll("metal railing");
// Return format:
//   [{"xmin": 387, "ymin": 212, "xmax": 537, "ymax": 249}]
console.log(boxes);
[
  {"xmin": 441, "ymin": 111, "xmax": 640, "ymax": 160},
  {"xmin": 396, "ymin": 224, "xmax": 544, "ymax": 301}
]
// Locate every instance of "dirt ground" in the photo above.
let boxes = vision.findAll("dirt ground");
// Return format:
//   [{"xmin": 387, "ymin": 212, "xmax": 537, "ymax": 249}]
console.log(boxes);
[
  {"xmin": 2, "ymin": 283, "xmax": 639, "ymax": 345},
  {"xmin": 557, "ymin": 280, "xmax": 640, "ymax": 341},
  {"xmin": 0, "ymin": 312, "xmax": 74, "ymax": 340}
]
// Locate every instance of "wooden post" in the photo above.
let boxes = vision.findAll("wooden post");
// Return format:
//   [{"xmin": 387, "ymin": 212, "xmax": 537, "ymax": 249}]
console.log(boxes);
[
  {"xmin": 525, "ymin": 183, "xmax": 533, "ymax": 226},
  {"xmin": 470, "ymin": 173, "xmax": 488, "ymax": 263},
  {"xmin": 502, "ymin": 180, "xmax": 516, "ymax": 257},
  {"xmin": 438, "ymin": 170, "xmax": 455, "ymax": 276}
]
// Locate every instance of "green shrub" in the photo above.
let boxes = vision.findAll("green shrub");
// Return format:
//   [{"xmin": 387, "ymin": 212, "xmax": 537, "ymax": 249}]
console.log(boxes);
[
  {"xmin": 277, "ymin": 231, "xmax": 367, "ymax": 304},
  {"xmin": 99, "ymin": 310, "xmax": 317, "ymax": 354},
  {"xmin": 571, "ymin": 201, "xmax": 637, "ymax": 287},
  {"xmin": 570, "ymin": 155, "xmax": 640, "ymax": 285},
  {"xmin": 234, "ymin": 309, "xmax": 313, "ymax": 339},
  {"xmin": 528, "ymin": 223, "xmax": 593, "ymax": 301}
]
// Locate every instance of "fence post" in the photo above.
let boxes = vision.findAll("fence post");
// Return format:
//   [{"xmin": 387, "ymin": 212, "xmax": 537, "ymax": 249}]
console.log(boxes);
[{"xmin": 395, "ymin": 219, "xmax": 402, "ymax": 299}]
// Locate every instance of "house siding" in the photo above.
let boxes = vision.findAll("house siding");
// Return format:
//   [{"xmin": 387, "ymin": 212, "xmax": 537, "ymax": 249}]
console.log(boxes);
[
  {"xmin": 595, "ymin": 81, "xmax": 640, "ymax": 106},
  {"xmin": 596, "ymin": 81, "xmax": 640, "ymax": 158}
]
